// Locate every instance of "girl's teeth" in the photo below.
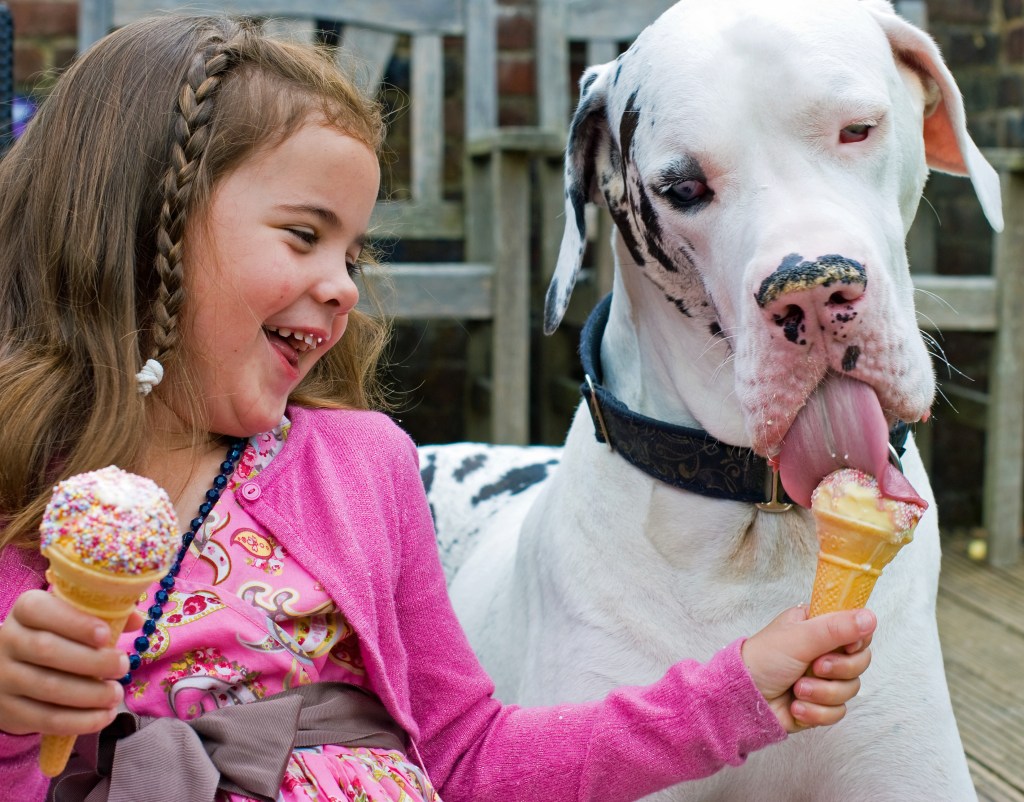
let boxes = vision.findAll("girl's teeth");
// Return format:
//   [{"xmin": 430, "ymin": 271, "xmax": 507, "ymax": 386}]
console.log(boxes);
[{"xmin": 278, "ymin": 328, "xmax": 293, "ymax": 338}]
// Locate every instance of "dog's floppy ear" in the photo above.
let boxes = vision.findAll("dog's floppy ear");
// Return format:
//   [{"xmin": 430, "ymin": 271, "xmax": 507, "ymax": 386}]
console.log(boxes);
[
  {"xmin": 865, "ymin": 2, "xmax": 1004, "ymax": 231},
  {"xmin": 544, "ymin": 64, "xmax": 615, "ymax": 335}
]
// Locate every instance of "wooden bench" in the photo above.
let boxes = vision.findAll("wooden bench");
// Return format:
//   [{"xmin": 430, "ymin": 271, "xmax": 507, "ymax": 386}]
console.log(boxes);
[{"xmin": 77, "ymin": 0, "xmax": 534, "ymax": 444}]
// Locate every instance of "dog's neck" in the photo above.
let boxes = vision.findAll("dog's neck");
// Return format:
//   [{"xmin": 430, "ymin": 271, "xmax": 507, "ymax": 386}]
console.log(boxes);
[{"xmin": 602, "ymin": 249, "xmax": 751, "ymax": 448}]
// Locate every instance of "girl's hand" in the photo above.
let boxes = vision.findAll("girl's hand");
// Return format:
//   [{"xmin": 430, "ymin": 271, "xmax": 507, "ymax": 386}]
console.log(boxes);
[
  {"xmin": 0, "ymin": 590, "xmax": 136, "ymax": 737},
  {"xmin": 741, "ymin": 606, "xmax": 876, "ymax": 733}
]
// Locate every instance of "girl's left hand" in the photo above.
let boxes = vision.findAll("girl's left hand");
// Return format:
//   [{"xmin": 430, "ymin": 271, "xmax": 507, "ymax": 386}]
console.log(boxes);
[{"xmin": 741, "ymin": 605, "xmax": 876, "ymax": 733}]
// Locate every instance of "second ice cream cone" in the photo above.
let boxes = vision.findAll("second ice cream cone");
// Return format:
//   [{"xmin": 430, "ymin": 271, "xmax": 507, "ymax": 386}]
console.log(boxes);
[
  {"xmin": 807, "ymin": 508, "xmax": 909, "ymax": 617},
  {"xmin": 806, "ymin": 468, "xmax": 922, "ymax": 618}
]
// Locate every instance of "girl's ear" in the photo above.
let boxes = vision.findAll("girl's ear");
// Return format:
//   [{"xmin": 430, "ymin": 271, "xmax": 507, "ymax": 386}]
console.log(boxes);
[
  {"xmin": 544, "ymin": 63, "xmax": 615, "ymax": 335},
  {"xmin": 864, "ymin": 1, "xmax": 1004, "ymax": 232}
]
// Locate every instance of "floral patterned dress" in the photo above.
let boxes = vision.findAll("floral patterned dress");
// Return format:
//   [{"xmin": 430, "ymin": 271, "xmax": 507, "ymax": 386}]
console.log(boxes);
[{"xmin": 118, "ymin": 420, "xmax": 441, "ymax": 802}]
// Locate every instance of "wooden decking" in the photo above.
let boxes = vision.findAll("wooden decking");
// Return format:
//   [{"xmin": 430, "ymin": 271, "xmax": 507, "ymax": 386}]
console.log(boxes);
[{"xmin": 938, "ymin": 534, "xmax": 1024, "ymax": 800}]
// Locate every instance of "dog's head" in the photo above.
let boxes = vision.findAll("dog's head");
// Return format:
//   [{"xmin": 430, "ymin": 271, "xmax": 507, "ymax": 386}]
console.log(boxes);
[{"xmin": 546, "ymin": 0, "xmax": 1002, "ymax": 461}]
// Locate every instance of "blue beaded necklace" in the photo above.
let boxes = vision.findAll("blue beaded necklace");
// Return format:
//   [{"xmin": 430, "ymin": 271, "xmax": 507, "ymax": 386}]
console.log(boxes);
[{"xmin": 119, "ymin": 436, "xmax": 248, "ymax": 686}]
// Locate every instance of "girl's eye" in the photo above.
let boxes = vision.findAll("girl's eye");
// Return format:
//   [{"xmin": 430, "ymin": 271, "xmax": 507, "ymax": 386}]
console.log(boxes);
[
  {"xmin": 840, "ymin": 123, "xmax": 873, "ymax": 144},
  {"xmin": 347, "ymin": 260, "xmax": 363, "ymax": 277},
  {"xmin": 288, "ymin": 228, "xmax": 318, "ymax": 245}
]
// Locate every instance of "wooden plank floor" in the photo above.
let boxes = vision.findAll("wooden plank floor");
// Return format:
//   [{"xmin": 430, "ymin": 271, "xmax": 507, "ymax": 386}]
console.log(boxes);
[{"xmin": 938, "ymin": 534, "xmax": 1024, "ymax": 801}]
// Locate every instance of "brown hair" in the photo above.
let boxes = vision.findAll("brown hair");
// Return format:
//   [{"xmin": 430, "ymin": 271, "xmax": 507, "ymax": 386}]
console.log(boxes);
[{"xmin": 0, "ymin": 15, "xmax": 389, "ymax": 549}]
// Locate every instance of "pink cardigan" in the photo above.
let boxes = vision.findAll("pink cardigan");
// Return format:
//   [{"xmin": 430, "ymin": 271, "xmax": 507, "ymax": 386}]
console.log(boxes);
[{"xmin": 0, "ymin": 405, "xmax": 785, "ymax": 800}]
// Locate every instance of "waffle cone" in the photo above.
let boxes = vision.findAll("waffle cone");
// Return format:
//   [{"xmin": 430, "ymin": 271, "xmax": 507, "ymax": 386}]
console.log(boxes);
[
  {"xmin": 807, "ymin": 507, "xmax": 910, "ymax": 618},
  {"xmin": 37, "ymin": 546, "xmax": 162, "ymax": 778}
]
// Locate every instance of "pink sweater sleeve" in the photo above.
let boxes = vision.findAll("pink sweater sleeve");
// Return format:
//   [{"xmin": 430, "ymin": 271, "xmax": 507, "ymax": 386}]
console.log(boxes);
[
  {"xmin": 390, "ymin": 442, "xmax": 786, "ymax": 802},
  {"xmin": 0, "ymin": 545, "xmax": 50, "ymax": 797}
]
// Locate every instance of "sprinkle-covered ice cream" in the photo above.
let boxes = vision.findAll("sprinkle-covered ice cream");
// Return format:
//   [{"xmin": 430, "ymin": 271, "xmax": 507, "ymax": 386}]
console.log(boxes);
[
  {"xmin": 811, "ymin": 467, "xmax": 924, "ymax": 543},
  {"xmin": 39, "ymin": 465, "xmax": 178, "ymax": 574}
]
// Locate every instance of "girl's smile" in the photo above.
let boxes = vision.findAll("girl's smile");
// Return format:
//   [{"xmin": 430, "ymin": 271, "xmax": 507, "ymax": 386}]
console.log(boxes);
[{"xmin": 177, "ymin": 119, "xmax": 380, "ymax": 438}]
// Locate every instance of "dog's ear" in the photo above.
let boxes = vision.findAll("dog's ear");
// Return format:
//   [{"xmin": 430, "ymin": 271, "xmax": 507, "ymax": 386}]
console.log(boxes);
[
  {"xmin": 544, "ymin": 64, "xmax": 614, "ymax": 335},
  {"xmin": 866, "ymin": 3, "xmax": 1004, "ymax": 231}
]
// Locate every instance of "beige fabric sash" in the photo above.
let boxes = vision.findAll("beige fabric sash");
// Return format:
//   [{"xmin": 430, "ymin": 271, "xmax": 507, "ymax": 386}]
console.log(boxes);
[{"xmin": 47, "ymin": 682, "xmax": 407, "ymax": 802}]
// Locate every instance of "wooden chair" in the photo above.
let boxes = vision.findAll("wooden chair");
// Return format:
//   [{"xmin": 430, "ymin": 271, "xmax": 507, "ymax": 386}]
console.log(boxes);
[
  {"xmin": 77, "ymin": 0, "xmax": 533, "ymax": 445},
  {"xmin": 893, "ymin": 0, "xmax": 1023, "ymax": 567}
]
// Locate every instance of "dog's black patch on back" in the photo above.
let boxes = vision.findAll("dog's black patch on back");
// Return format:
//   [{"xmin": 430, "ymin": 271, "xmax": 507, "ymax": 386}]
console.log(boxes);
[
  {"xmin": 419, "ymin": 452, "xmax": 437, "ymax": 494},
  {"xmin": 472, "ymin": 461, "xmax": 559, "ymax": 505},
  {"xmin": 454, "ymin": 453, "xmax": 488, "ymax": 482},
  {"xmin": 842, "ymin": 345, "xmax": 861, "ymax": 371}
]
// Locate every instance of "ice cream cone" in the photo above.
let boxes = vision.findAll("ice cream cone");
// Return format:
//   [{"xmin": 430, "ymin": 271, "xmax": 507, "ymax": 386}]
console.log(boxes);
[
  {"xmin": 807, "ymin": 507, "xmax": 910, "ymax": 617},
  {"xmin": 35, "ymin": 465, "xmax": 178, "ymax": 778},
  {"xmin": 37, "ymin": 546, "xmax": 164, "ymax": 777},
  {"xmin": 806, "ymin": 468, "xmax": 922, "ymax": 618}
]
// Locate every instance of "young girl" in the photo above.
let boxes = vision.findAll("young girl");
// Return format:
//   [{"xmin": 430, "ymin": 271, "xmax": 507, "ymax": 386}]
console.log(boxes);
[{"xmin": 0, "ymin": 14, "xmax": 877, "ymax": 802}]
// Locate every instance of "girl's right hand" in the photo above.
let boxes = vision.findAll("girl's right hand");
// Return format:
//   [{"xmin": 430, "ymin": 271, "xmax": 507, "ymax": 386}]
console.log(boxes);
[{"xmin": 0, "ymin": 590, "xmax": 131, "ymax": 737}]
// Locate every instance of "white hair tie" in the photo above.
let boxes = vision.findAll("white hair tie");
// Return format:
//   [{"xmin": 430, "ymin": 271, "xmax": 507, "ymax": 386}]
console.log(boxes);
[{"xmin": 136, "ymin": 358, "xmax": 164, "ymax": 395}]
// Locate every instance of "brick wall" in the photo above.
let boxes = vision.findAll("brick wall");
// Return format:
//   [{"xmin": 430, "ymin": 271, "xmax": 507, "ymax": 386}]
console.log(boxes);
[{"xmin": 7, "ymin": 0, "xmax": 77, "ymax": 94}]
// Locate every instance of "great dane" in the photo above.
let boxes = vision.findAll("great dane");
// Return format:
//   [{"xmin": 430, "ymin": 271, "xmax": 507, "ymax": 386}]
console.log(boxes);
[{"xmin": 420, "ymin": 0, "xmax": 1003, "ymax": 798}]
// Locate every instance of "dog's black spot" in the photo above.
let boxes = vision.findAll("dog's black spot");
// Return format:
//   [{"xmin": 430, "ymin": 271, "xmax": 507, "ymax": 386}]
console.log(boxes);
[
  {"xmin": 606, "ymin": 199, "xmax": 647, "ymax": 267},
  {"xmin": 613, "ymin": 61, "xmax": 622, "ymax": 86},
  {"xmin": 454, "ymin": 453, "xmax": 488, "ymax": 482},
  {"xmin": 419, "ymin": 452, "xmax": 437, "ymax": 494},
  {"xmin": 638, "ymin": 182, "xmax": 678, "ymax": 274},
  {"xmin": 472, "ymin": 461, "xmax": 558, "ymax": 504},
  {"xmin": 842, "ymin": 345, "xmax": 861, "ymax": 371},
  {"xmin": 664, "ymin": 293, "xmax": 692, "ymax": 317},
  {"xmin": 619, "ymin": 89, "xmax": 641, "ymax": 170},
  {"xmin": 581, "ymin": 71, "xmax": 598, "ymax": 96},
  {"xmin": 569, "ymin": 185, "xmax": 587, "ymax": 243},
  {"xmin": 773, "ymin": 305, "xmax": 806, "ymax": 344}
]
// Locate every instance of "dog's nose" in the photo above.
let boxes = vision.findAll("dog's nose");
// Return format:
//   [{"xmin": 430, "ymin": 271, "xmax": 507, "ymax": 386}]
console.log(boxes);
[{"xmin": 755, "ymin": 253, "xmax": 866, "ymax": 346}]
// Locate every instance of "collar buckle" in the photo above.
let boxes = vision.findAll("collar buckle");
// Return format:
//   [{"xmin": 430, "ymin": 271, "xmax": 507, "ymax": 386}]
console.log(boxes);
[
  {"xmin": 584, "ymin": 374, "xmax": 614, "ymax": 451},
  {"xmin": 756, "ymin": 467, "xmax": 793, "ymax": 513}
]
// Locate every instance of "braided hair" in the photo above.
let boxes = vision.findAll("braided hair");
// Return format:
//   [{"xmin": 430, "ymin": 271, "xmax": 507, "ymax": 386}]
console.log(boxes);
[{"xmin": 0, "ymin": 15, "xmax": 386, "ymax": 548}]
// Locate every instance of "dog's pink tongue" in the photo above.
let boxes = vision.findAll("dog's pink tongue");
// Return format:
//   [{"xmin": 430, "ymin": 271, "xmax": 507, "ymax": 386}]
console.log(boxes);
[{"xmin": 777, "ymin": 375, "xmax": 927, "ymax": 510}]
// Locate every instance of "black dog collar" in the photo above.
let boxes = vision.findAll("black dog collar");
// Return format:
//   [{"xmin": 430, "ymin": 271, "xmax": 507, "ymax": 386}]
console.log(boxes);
[{"xmin": 578, "ymin": 293, "xmax": 910, "ymax": 508}]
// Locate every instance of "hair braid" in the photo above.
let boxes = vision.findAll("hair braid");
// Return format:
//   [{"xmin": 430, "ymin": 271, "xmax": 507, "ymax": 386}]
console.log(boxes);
[{"xmin": 149, "ymin": 33, "xmax": 239, "ymax": 364}]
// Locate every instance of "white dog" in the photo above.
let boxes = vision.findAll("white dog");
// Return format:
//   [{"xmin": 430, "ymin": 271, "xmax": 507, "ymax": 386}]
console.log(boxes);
[{"xmin": 421, "ymin": 1, "xmax": 1003, "ymax": 799}]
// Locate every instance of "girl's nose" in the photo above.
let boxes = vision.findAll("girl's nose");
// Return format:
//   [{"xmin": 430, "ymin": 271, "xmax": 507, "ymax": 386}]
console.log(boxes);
[{"xmin": 312, "ymin": 262, "xmax": 360, "ymax": 312}]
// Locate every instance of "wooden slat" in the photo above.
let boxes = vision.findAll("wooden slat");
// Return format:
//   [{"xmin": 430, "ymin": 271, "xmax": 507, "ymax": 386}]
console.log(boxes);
[
  {"xmin": 107, "ymin": 0, "xmax": 467, "ymax": 36},
  {"xmin": 340, "ymin": 27, "xmax": 398, "ymax": 97},
  {"xmin": 411, "ymin": 33, "xmax": 444, "ymax": 206},
  {"xmin": 563, "ymin": 0, "xmax": 675, "ymax": 40},
  {"xmin": 984, "ymin": 166, "xmax": 1024, "ymax": 567},
  {"xmin": 913, "ymin": 274, "xmax": 997, "ymax": 331},
  {"xmin": 938, "ymin": 597, "xmax": 1024, "ymax": 794},
  {"xmin": 940, "ymin": 549, "xmax": 1024, "ymax": 636},
  {"xmin": 359, "ymin": 263, "xmax": 493, "ymax": 320},
  {"xmin": 970, "ymin": 757, "xmax": 1024, "ymax": 802},
  {"xmin": 370, "ymin": 200, "xmax": 465, "ymax": 240}
]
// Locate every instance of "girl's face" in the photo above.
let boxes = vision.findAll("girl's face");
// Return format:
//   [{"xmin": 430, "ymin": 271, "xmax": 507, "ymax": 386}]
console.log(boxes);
[{"xmin": 179, "ymin": 120, "xmax": 380, "ymax": 438}]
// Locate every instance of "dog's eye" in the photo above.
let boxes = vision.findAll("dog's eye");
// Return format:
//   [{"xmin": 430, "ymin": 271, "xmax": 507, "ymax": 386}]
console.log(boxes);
[
  {"xmin": 665, "ymin": 178, "xmax": 709, "ymax": 206},
  {"xmin": 840, "ymin": 123, "xmax": 874, "ymax": 144}
]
